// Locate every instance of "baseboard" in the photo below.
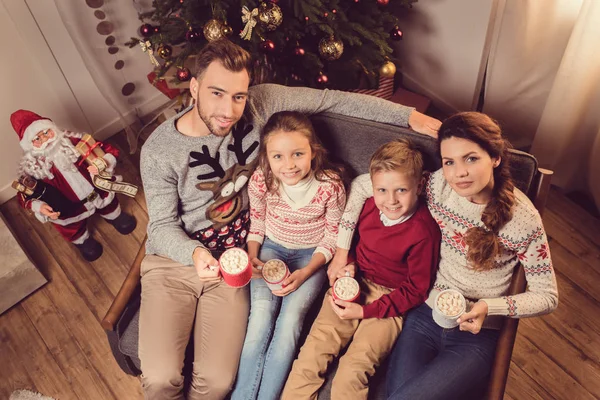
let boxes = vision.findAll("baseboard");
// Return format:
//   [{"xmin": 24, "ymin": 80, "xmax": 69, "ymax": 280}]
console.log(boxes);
[
  {"xmin": 0, "ymin": 183, "xmax": 15, "ymax": 206},
  {"xmin": 92, "ymin": 92, "xmax": 171, "ymax": 141},
  {"xmin": 400, "ymin": 73, "xmax": 459, "ymax": 116}
]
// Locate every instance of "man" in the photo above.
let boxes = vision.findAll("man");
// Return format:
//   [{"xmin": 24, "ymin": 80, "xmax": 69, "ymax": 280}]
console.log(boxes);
[
  {"xmin": 139, "ymin": 39, "xmax": 440, "ymax": 400},
  {"xmin": 11, "ymin": 110, "xmax": 136, "ymax": 261}
]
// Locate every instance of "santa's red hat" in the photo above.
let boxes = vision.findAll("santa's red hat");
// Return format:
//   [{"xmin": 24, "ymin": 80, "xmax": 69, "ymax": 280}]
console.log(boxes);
[{"xmin": 10, "ymin": 109, "xmax": 56, "ymax": 152}]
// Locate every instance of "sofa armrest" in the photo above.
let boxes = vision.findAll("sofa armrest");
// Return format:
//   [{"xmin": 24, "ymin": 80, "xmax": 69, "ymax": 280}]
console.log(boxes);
[
  {"xmin": 101, "ymin": 235, "xmax": 147, "ymax": 331},
  {"xmin": 485, "ymin": 264, "xmax": 527, "ymax": 400}
]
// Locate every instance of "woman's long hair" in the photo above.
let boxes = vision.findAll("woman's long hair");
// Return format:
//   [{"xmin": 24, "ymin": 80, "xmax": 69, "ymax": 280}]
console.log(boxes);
[
  {"xmin": 438, "ymin": 112, "xmax": 515, "ymax": 271},
  {"xmin": 258, "ymin": 111, "xmax": 346, "ymax": 194}
]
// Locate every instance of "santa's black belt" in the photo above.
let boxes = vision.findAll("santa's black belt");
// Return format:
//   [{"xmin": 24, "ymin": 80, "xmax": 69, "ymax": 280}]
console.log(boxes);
[{"xmin": 75, "ymin": 191, "xmax": 99, "ymax": 206}]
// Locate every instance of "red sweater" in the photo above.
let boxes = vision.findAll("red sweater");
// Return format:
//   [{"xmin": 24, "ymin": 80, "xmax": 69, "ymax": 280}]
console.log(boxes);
[{"xmin": 354, "ymin": 198, "xmax": 441, "ymax": 319}]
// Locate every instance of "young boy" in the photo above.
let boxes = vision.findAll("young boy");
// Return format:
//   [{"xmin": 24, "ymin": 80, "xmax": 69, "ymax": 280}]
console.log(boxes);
[{"xmin": 281, "ymin": 139, "xmax": 441, "ymax": 400}]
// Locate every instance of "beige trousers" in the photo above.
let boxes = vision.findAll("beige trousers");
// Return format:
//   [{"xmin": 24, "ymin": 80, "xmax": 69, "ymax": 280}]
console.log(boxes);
[
  {"xmin": 282, "ymin": 279, "xmax": 403, "ymax": 400},
  {"xmin": 138, "ymin": 255, "xmax": 250, "ymax": 400}
]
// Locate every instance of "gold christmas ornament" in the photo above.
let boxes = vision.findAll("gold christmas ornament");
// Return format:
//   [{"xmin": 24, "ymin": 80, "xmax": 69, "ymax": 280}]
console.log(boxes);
[
  {"xmin": 258, "ymin": 2, "xmax": 283, "ymax": 31},
  {"xmin": 157, "ymin": 44, "xmax": 173, "ymax": 60},
  {"xmin": 318, "ymin": 36, "xmax": 344, "ymax": 61},
  {"xmin": 222, "ymin": 24, "xmax": 233, "ymax": 36},
  {"xmin": 203, "ymin": 19, "xmax": 224, "ymax": 42},
  {"xmin": 379, "ymin": 61, "xmax": 396, "ymax": 78}
]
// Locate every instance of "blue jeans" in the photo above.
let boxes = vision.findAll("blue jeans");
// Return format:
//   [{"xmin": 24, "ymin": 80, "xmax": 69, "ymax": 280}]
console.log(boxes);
[
  {"xmin": 386, "ymin": 303, "xmax": 500, "ymax": 400},
  {"xmin": 231, "ymin": 239, "xmax": 327, "ymax": 400}
]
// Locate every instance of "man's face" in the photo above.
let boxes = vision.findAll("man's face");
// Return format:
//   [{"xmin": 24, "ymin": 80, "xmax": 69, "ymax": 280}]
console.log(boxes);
[
  {"xmin": 31, "ymin": 129, "xmax": 56, "ymax": 149},
  {"xmin": 190, "ymin": 61, "xmax": 250, "ymax": 137}
]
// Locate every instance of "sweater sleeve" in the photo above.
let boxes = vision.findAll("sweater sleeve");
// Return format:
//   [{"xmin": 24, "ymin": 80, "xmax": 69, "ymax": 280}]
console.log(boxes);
[
  {"xmin": 249, "ymin": 84, "xmax": 414, "ymax": 128},
  {"xmin": 247, "ymin": 169, "xmax": 268, "ymax": 244},
  {"xmin": 336, "ymin": 174, "xmax": 373, "ymax": 250},
  {"xmin": 363, "ymin": 230, "xmax": 441, "ymax": 319},
  {"xmin": 481, "ymin": 215, "xmax": 559, "ymax": 318},
  {"xmin": 315, "ymin": 179, "xmax": 347, "ymax": 263},
  {"xmin": 141, "ymin": 146, "xmax": 204, "ymax": 266}
]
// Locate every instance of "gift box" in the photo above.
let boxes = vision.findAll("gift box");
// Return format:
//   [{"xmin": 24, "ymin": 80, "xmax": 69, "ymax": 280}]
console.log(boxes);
[
  {"xmin": 351, "ymin": 76, "xmax": 394, "ymax": 100},
  {"xmin": 147, "ymin": 72, "xmax": 183, "ymax": 100},
  {"xmin": 75, "ymin": 134, "xmax": 107, "ymax": 169}
]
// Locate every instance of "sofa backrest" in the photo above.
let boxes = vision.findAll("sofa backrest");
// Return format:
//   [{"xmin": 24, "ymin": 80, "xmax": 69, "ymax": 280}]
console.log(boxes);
[{"xmin": 311, "ymin": 113, "xmax": 539, "ymax": 196}]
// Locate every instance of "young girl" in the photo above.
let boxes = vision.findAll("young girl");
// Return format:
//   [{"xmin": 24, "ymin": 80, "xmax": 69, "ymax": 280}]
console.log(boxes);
[
  {"xmin": 331, "ymin": 112, "xmax": 558, "ymax": 400},
  {"xmin": 231, "ymin": 111, "xmax": 346, "ymax": 400}
]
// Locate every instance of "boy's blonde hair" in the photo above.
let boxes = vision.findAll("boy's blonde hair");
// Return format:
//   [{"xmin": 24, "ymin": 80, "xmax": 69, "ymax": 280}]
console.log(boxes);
[{"xmin": 369, "ymin": 139, "xmax": 423, "ymax": 179}]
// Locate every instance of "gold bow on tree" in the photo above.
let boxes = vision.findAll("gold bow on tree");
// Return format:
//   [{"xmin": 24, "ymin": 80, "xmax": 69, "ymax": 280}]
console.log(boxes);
[
  {"xmin": 139, "ymin": 40, "xmax": 160, "ymax": 67},
  {"xmin": 240, "ymin": 6, "xmax": 258, "ymax": 40}
]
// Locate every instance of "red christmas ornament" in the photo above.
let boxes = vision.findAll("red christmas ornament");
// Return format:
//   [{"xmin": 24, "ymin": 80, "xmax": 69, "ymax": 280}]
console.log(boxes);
[
  {"xmin": 377, "ymin": 0, "xmax": 390, "ymax": 5},
  {"xmin": 154, "ymin": 25, "xmax": 161, "ymax": 34},
  {"xmin": 332, "ymin": 9, "xmax": 337, "ymax": 13},
  {"xmin": 316, "ymin": 72, "xmax": 329, "ymax": 87},
  {"xmin": 294, "ymin": 46, "xmax": 305, "ymax": 56},
  {"xmin": 140, "ymin": 24, "xmax": 154, "ymax": 38},
  {"xmin": 176, "ymin": 67, "xmax": 192, "ymax": 82},
  {"xmin": 305, "ymin": 16, "xmax": 309, "ymax": 21},
  {"xmin": 186, "ymin": 28, "xmax": 201, "ymax": 42},
  {"xmin": 390, "ymin": 26, "xmax": 403, "ymax": 41},
  {"xmin": 324, "ymin": 12, "xmax": 328, "ymax": 17},
  {"xmin": 261, "ymin": 40, "xmax": 276, "ymax": 52}
]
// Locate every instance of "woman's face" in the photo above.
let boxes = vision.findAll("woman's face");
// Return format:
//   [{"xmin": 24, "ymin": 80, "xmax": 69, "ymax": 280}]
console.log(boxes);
[{"xmin": 440, "ymin": 137, "xmax": 499, "ymax": 204}]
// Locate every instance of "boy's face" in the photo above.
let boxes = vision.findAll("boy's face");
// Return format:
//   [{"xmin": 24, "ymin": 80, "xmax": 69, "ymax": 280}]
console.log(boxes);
[{"xmin": 371, "ymin": 170, "xmax": 422, "ymax": 220}]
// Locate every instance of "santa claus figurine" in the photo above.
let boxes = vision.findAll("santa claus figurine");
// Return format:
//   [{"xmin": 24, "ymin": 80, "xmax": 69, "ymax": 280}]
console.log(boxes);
[{"xmin": 11, "ymin": 109, "xmax": 137, "ymax": 261}]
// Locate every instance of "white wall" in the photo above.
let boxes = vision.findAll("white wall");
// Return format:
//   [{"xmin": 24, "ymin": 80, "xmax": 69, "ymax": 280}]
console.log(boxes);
[
  {"xmin": 0, "ymin": 6, "xmax": 84, "ymax": 204},
  {"xmin": 392, "ymin": 0, "xmax": 495, "ymax": 113}
]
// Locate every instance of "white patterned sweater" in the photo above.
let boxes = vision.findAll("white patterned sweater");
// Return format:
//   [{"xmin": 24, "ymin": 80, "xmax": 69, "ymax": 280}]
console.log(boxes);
[
  {"xmin": 248, "ymin": 168, "xmax": 346, "ymax": 263},
  {"xmin": 337, "ymin": 170, "xmax": 558, "ymax": 329}
]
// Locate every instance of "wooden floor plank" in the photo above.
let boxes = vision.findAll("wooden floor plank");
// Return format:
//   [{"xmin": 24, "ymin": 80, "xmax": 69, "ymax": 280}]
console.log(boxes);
[
  {"xmin": 511, "ymin": 334, "xmax": 596, "ymax": 400},
  {"xmin": 548, "ymin": 240, "xmax": 600, "ymax": 303},
  {"xmin": 0, "ymin": 305, "xmax": 77, "ymax": 400},
  {"xmin": 1, "ymin": 200, "xmax": 143, "ymax": 399},
  {"xmin": 505, "ymin": 361, "xmax": 554, "ymax": 400},
  {"xmin": 546, "ymin": 188, "xmax": 600, "ymax": 248}
]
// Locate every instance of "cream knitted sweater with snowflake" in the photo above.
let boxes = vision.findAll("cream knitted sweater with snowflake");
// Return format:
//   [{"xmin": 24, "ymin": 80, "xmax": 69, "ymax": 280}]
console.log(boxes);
[{"xmin": 337, "ymin": 170, "xmax": 558, "ymax": 329}]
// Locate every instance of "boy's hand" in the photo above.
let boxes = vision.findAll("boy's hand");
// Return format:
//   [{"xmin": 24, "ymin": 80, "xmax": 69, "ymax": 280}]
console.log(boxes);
[
  {"xmin": 457, "ymin": 301, "xmax": 488, "ymax": 334},
  {"xmin": 273, "ymin": 269, "xmax": 309, "ymax": 297},
  {"xmin": 192, "ymin": 247, "xmax": 221, "ymax": 282},
  {"xmin": 329, "ymin": 296, "xmax": 364, "ymax": 320},
  {"xmin": 336, "ymin": 263, "xmax": 355, "ymax": 280},
  {"xmin": 328, "ymin": 251, "xmax": 349, "ymax": 286}
]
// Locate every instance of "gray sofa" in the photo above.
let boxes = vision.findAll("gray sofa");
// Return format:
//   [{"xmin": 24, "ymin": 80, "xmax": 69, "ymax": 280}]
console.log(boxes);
[{"xmin": 102, "ymin": 112, "xmax": 551, "ymax": 399}]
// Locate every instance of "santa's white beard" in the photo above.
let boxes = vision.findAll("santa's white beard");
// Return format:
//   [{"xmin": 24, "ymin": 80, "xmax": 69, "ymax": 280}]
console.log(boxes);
[{"xmin": 20, "ymin": 131, "xmax": 80, "ymax": 180}]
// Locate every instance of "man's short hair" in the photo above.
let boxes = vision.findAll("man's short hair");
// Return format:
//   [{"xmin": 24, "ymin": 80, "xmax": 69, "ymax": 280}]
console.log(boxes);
[
  {"xmin": 194, "ymin": 39, "xmax": 253, "ymax": 81},
  {"xmin": 369, "ymin": 139, "xmax": 424, "ymax": 179}
]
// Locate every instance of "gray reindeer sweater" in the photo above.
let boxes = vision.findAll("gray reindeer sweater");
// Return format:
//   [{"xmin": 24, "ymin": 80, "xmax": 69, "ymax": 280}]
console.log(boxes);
[{"xmin": 141, "ymin": 83, "xmax": 414, "ymax": 266}]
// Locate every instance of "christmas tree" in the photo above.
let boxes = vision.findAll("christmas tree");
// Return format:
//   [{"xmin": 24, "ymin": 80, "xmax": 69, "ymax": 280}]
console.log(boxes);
[{"xmin": 127, "ymin": 0, "xmax": 416, "ymax": 90}]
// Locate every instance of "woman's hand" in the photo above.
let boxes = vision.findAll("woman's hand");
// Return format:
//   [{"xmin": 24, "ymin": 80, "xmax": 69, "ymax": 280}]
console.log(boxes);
[
  {"xmin": 329, "ymin": 296, "xmax": 364, "ymax": 320},
  {"xmin": 457, "ymin": 300, "xmax": 488, "ymax": 334},
  {"xmin": 273, "ymin": 269, "xmax": 309, "ymax": 297},
  {"xmin": 335, "ymin": 263, "xmax": 355, "ymax": 280},
  {"xmin": 250, "ymin": 257, "xmax": 264, "ymax": 279}
]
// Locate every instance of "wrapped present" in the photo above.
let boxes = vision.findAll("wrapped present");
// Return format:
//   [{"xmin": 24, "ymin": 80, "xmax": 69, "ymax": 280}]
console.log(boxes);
[
  {"xmin": 351, "ymin": 76, "xmax": 394, "ymax": 100},
  {"xmin": 147, "ymin": 72, "xmax": 182, "ymax": 99},
  {"xmin": 76, "ymin": 134, "xmax": 108, "ymax": 171}
]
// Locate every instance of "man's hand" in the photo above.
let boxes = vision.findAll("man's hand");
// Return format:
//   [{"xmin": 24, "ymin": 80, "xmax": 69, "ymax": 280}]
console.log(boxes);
[
  {"xmin": 457, "ymin": 300, "xmax": 488, "ymax": 334},
  {"xmin": 327, "ymin": 250, "xmax": 349, "ymax": 286},
  {"xmin": 273, "ymin": 269, "xmax": 309, "ymax": 297},
  {"xmin": 335, "ymin": 263, "xmax": 355, "ymax": 280},
  {"xmin": 39, "ymin": 203, "xmax": 60, "ymax": 220},
  {"xmin": 329, "ymin": 296, "xmax": 364, "ymax": 320},
  {"xmin": 408, "ymin": 111, "xmax": 441, "ymax": 138},
  {"xmin": 192, "ymin": 247, "xmax": 221, "ymax": 282}
]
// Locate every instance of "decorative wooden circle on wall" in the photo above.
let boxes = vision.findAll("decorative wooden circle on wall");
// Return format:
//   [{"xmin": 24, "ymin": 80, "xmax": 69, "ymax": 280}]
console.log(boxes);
[
  {"xmin": 94, "ymin": 10, "xmax": 106, "ymax": 19},
  {"xmin": 108, "ymin": 46, "xmax": 119, "ymax": 54},
  {"xmin": 121, "ymin": 83, "xmax": 135, "ymax": 96},
  {"xmin": 105, "ymin": 36, "xmax": 115, "ymax": 45},
  {"xmin": 114, "ymin": 60, "xmax": 125, "ymax": 70},
  {"xmin": 96, "ymin": 21, "xmax": 114, "ymax": 35},
  {"xmin": 86, "ymin": 0, "xmax": 104, "ymax": 8}
]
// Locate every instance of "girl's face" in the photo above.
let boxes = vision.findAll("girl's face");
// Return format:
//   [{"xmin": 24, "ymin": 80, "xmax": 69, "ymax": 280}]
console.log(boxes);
[
  {"xmin": 266, "ymin": 130, "xmax": 313, "ymax": 186},
  {"xmin": 440, "ymin": 137, "xmax": 499, "ymax": 204}
]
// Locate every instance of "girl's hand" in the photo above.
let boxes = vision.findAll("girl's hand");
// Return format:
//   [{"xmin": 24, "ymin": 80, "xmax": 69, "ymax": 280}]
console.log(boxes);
[
  {"xmin": 250, "ymin": 257, "xmax": 264, "ymax": 279},
  {"xmin": 335, "ymin": 263, "xmax": 355, "ymax": 280},
  {"xmin": 327, "ymin": 252, "xmax": 348, "ymax": 286},
  {"xmin": 329, "ymin": 296, "xmax": 364, "ymax": 320},
  {"xmin": 39, "ymin": 203, "xmax": 60, "ymax": 220},
  {"xmin": 457, "ymin": 301, "xmax": 488, "ymax": 334},
  {"xmin": 273, "ymin": 269, "xmax": 309, "ymax": 297}
]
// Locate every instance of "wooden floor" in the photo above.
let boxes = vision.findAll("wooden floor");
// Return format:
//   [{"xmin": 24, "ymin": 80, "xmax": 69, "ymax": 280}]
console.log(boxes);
[{"xmin": 1, "ymin": 132, "xmax": 599, "ymax": 400}]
